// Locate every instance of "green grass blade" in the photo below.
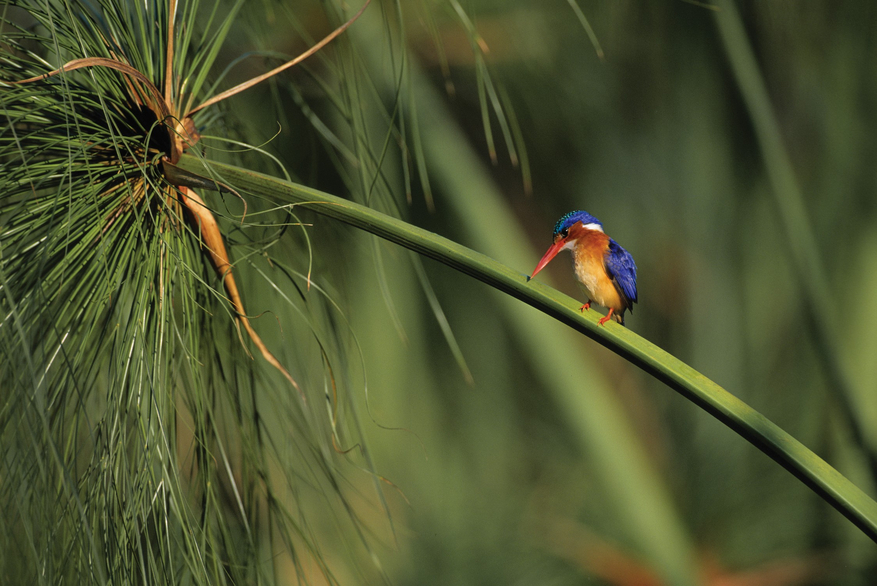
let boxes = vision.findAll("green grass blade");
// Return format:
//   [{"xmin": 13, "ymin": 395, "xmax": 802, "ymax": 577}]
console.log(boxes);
[
  {"xmin": 565, "ymin": 0, "xmax": 605, "ymax": 60},
  {"xmin": 178, "ymin": 152, "xmax": 877, "ymax": 544}
]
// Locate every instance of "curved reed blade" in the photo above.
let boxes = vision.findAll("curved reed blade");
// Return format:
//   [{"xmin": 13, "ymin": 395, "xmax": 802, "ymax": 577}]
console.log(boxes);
[{"xmin": 177, "ymin": 153, "xmax": 877, "ymax": 545}]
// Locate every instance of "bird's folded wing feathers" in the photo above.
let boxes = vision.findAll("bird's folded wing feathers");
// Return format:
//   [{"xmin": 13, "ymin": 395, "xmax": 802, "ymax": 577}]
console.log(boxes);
[{"xmin": 605, "ymin": 239, "xmax": 638, "ymax": 305}]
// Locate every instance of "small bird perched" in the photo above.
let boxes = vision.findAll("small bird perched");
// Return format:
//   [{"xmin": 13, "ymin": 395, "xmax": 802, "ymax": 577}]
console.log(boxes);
[{"xmin": 528, "ymin": 211, "xmax": 637, "ymax": 326}]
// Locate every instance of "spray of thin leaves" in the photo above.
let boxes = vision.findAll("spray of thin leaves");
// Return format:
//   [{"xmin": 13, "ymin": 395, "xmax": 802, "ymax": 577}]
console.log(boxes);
[
  {"xmin": 7, "ymin": 0, "xmax": 368, "ymax": 395},
  {"xmin": 0, "ymin": 0, "xmax": 381, "ymax": 583}
]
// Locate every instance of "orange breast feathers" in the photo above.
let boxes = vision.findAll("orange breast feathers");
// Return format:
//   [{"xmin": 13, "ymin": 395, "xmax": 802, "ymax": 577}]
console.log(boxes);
[{"xmin": 571, "ymin": 230, "xmax": 627, "ymax": 313}]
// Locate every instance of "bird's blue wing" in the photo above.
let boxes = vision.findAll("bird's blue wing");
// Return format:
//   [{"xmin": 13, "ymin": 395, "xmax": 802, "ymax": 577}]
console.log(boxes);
[{"xmin": 605, "ymin": 239, "xmax": 638, "ymax": 306}]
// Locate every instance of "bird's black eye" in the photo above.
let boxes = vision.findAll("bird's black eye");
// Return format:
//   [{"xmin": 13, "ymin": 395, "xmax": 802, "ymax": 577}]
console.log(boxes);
[{"xmin": 560, "ymin": 227, "xmax": 569, "ymax": 238}]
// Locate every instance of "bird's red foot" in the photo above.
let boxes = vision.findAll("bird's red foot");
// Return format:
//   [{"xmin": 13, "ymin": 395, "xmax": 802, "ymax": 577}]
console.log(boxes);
[
  {"xmin": 580, "ymin": 301, "xmax": 591, "ymax": 312},
  {"xmin": 598, "ymin": 308, "xmax": 615, "ymax": 326}
]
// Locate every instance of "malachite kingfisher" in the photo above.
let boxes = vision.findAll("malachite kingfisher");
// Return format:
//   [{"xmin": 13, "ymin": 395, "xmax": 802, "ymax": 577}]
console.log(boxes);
[{"xmin": 528, "ymin": 211, "xmax": 638, "ymax": 326}]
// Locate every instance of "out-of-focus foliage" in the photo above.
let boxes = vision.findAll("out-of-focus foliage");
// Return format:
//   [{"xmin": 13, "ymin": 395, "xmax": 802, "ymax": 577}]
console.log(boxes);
[
  {"xmin": 3, "ymin": 0, "xmax": 877, "ymax": 584},
  {"xmin": 230, "ymin": 0, "xmax": 876, "ymax": 583}
]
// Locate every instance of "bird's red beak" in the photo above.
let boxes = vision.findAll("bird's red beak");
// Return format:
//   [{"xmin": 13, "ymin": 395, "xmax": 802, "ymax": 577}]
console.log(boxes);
[{"xmin": 529, "ymin": 239, "xmax": 566, "ymax": 280}]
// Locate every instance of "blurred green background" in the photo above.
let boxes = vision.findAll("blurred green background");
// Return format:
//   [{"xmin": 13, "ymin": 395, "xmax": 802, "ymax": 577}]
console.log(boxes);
[
  {"xmin": 9, "ymin": 0, "xmax": 873, "ymax": 584},
  {"xmin": 209, "ymin": 0, "xmax": 877, "ymax": 584}
]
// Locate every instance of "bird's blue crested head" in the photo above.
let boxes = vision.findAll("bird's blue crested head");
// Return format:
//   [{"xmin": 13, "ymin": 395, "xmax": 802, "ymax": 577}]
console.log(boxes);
[{"xmin": 553, "ymin": 210, "xmax": 602, "ymax": 237}]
